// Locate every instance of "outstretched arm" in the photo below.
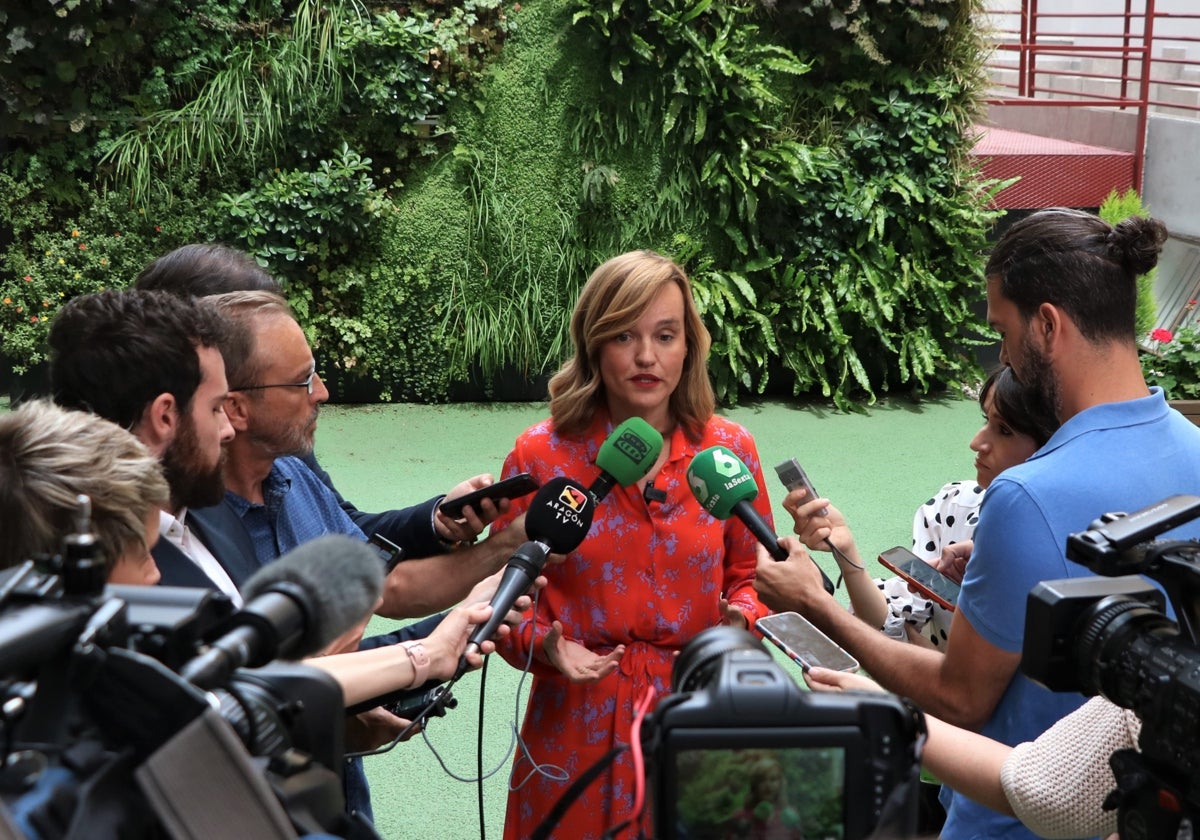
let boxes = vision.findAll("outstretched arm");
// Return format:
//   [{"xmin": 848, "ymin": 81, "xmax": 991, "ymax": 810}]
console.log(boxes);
[{"xmin": 754, "ymin": 538, "xmax": 1019, "ymax": 728}]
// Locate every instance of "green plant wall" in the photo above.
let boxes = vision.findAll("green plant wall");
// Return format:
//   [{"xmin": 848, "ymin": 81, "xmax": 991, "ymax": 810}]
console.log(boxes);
[{"xmin": 2, "ymin": 0, "xmax": 999, "ymax": 409}]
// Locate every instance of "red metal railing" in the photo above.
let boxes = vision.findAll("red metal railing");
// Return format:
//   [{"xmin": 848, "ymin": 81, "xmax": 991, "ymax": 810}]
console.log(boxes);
[{"xmin": 982, "ymin": 0, "xmax": 1200, "ymax": 190}]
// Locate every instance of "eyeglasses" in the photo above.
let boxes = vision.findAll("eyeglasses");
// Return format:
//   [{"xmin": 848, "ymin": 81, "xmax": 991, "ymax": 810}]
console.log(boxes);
[{"xmin": 231, "ymin": 370, "xmax": 319, "ymax": 395}]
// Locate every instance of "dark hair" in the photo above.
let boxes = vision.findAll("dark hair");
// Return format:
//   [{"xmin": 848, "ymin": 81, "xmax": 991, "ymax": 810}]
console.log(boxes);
[
  {"xmin": 979, "ymin": 366, "xmax": 1059, "ymax": 447},
  {"xmin": 48, "ymin": 290, "xmax": 229, "ymax": 429},
  {"xmin": 134, "ymin": 244, "xmax": 282, "ymax": 298},
  {"xmin": 985, "ymin": 208, "xmax": 1167, "ymax": 342}
]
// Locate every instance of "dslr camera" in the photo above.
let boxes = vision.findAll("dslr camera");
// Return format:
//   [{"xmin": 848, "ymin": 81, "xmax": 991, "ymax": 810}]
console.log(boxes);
[
  {"xmin": 1023, "ymin": 493, "xmax": 1200, "ymax": 838},
  {"xmin": 0, "ymin": 531, "xmax": 373, "ymax": 839},
  {"xmin": 643, "ymin": 627, "xmax": 924, "ymax": 840}
]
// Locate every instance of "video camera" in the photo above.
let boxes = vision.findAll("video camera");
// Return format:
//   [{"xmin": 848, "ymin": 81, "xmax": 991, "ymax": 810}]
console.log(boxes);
[
  {"xmin": 1023, "ymin": 493, "xmax": 1200, "ymax": 839},
  {"xmin": 0, "ymin": 524, "xmax": 376, "ymax": 840},
  {"xmin": 643, "ymin": 627, "xmax": 924, "ymax": 840}
]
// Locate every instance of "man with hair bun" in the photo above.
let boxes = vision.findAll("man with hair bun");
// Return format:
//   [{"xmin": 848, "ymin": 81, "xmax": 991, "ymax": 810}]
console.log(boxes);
[{"xmin": 757, "ymin": 208, "xmax": 1200, "ymax": 840}]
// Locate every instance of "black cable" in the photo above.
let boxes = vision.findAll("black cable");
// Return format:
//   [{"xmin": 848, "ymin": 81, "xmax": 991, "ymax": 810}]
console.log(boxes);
[
  {"xmin": 530, "ymin": 744, "xmax": 627, "ymax": 840},
  {"xmin": 477, "ymin": 655, "xmax": 488, "ymax": 840}
]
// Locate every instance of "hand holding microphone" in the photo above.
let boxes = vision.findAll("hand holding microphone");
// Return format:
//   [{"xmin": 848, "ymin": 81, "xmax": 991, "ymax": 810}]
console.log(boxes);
[
  {"xmin": 456, "ymin": 476, "xmax": 595, "ymax": 675},
  {"xmin": 179, "ymin": 535, "xmax": 384, "ymax": 691},
  {"xmin": 687, "ymin": 446, "xmax": 836, "ymax": 595}
]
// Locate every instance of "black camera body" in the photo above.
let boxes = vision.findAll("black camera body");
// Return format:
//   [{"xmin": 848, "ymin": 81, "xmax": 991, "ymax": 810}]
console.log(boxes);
[
  {"xmin": 644, "ymin": 627, "xmax": 923, "ymax": 840},
  {"xmin": 1022, "ymin": 493, "xmax": 1200, "ymax": 836},
  {"xmin": 0, "ymin": 560, "xmax": 359, "ymax": 840}
]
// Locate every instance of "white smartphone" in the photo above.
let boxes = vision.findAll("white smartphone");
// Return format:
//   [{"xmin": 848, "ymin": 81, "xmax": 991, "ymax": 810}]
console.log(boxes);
[{"xmin": 756, "ymin": 611, "xmax": 859, "ymax": 673}]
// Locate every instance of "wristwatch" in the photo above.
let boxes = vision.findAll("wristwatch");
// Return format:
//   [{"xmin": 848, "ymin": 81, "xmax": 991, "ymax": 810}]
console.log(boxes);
[{"xmin": 400, "ymin": 640, "xmax": 430, "ymax": 686}]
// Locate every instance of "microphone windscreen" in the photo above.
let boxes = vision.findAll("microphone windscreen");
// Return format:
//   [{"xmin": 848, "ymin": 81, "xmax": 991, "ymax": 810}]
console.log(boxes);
[
  {"xmin": 595, "ymin": 417, "xmax": 664, "ymax": 486},
  {"xmin": 241, "ymin": 534, "xmax": 384, "ymax": 656},
  {"xmin": 686, "ymin": 446, "xmax": 759, "ymax": 520},
  {"xmin": 524, "ymin": 476, "xmax": 595, "ymax": 553}
]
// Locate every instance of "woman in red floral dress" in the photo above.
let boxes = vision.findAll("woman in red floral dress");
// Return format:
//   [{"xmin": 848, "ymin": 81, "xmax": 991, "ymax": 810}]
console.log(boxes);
[{"xmin": 491, "ymin": 250, "xmax": 773, "ymax": 839}]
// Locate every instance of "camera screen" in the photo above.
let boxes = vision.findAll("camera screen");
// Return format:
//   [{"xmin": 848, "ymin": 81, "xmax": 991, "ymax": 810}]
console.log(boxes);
[{"xmin": 670, "ymin": 743, "xmax": 846, "ymax": 839}]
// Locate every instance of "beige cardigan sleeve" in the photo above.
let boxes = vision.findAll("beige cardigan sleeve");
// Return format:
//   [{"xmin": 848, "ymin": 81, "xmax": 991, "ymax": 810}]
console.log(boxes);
[{"xmin": 1000, "ymin": 696, "xmax": 1141, "ymax": 839}]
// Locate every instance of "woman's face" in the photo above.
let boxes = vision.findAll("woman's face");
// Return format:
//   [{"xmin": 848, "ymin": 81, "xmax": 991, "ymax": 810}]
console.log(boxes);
[
  {"xmin": 107, "ymin": 510, "xmax": 162, "ymax": 586},
  {"xmin": 969, "ymin": 389, "xmax": 1040, "ymax": 489},
  {"xmin": 599, "ymin": 282, "xmax": 688, "ymax": 429}
]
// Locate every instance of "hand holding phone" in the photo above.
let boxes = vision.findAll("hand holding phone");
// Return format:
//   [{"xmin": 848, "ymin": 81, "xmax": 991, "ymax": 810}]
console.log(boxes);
[
  {"xmin": 438, "ymin": 473, "xmax": 540, "ymax": 520},
  {"xmin": 877, "ymin": 545, "xmax": 960, "ymax": 611},
  {"xmin": 756, "ymin": 611, "xmax": 859, "ymax": 673}
]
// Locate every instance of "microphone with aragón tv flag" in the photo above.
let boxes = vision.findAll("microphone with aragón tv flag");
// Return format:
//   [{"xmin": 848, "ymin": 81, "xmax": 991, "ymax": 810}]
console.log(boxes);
[
  {"xmin": 458, "ymin": 476, "xmax": 595, "ymax": 670},
  {"xmin": 687, "ymin": 446, "xmax": 836, "ymax": 595},
  {"xmin": 587, "ymin": 416, "xmax": 664, "ymax": 504}
]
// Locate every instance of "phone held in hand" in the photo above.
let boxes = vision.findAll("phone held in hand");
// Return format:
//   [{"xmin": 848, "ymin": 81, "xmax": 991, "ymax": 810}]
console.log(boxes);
[
  {"xmin": 877, "ymin": 545, "xmax": 961, "ymax": 611},
  {"xmin": 774, "ymin": 458, "xmax": 829, "ymax": 516},
  {"xmin": 438, "ymin": 472, "xmax": 540, "ymax": 520},
  {"xmin": 756, "ymin": 611, "xmax": 859, "ymax": 673}
]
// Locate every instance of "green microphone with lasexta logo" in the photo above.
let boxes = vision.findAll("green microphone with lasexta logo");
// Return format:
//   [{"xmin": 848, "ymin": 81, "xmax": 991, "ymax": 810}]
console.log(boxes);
[
  {"xmin": 688, "ymin": 445, "xmax": 835, "ymax": 594},
  {"xmin": 588, "ymin": 417, "xmax": 665, "ymax": 504}
]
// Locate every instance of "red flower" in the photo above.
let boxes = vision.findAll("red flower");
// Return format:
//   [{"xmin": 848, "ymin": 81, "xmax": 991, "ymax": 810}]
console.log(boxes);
[
  {"xmin": 1150, "ymin": 328, "xmax": 1174, "ymax": 343},
  {"xmin": 23, "ymin": 275, "xmax": 32, "ymax": 282},
  {"xmin": 79, "ymin": 243, "xmax": 87, "ymax": 250}
]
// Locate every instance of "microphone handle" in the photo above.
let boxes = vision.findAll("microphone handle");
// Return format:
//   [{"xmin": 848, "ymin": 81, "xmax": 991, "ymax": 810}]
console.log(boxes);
[
  {"xmin": 179, "ymin": 624, "xmax": 261, "ymax": 690},
  {"xmin": 733, "ymin": 499, "xmax": 788, "ymax": 561},
  {"xmin": 586, "ymin": 472, "xmax": 616, "ymax": 505},
  {"xmin": 732, "ymin": 500, "xmax": 836, "ymax": 595},
  {"xmin": 458, "ymin": 541, "xmax": 551, "ymax": 676}
]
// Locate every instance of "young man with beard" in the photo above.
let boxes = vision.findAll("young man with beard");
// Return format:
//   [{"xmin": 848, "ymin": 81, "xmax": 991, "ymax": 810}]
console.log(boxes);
[
  {"xmin": 48, "ymin": 290, "xmax": 254, "ymax": 602},
  {"xmin": 754, "ymin": 208, "xmax": 1200, "ymax": 840}
]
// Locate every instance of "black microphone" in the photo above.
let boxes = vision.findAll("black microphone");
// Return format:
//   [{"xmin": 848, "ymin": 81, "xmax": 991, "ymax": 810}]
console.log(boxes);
[
  {"xmin": 179, "ymin": 534, "xmax": 384, "ymax": 690},
  {"xmin": 458, "ymin": 477, "xmax": 594, "ymax": 672}
]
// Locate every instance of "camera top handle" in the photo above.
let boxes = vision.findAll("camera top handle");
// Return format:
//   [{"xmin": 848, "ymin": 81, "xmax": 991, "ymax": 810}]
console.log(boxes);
[{"xmin": 1067, "ymin": 493, "xmax": 1200, "ymax": 644}]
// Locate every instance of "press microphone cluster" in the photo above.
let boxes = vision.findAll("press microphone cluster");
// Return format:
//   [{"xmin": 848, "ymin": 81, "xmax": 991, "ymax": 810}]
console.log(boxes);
[
  {"xmin": 180, "ymin": 534, "xmax": 384, "ymax": 690},
  {"xmin": 687, "ymin": 446, "xmax": 836, "ymax": 595},
  {"xmin": 459, "ymin": 419, "xmax": 664, "ymax": 672},
  {"xmin": 458, "ymin": 477, "xmax": 595, "ymax": 672}
]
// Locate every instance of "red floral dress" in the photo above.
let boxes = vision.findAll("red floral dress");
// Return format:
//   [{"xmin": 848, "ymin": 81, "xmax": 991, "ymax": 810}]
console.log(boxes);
[{"xmin": 492, "ymin": 411, "xmax": 772, "ymax": 840}]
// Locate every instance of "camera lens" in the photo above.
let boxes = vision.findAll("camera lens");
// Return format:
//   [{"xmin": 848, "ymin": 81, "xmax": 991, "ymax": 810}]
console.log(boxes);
[
  {"xmin": 673, "ymin": 627, "xmax": 762, "ymax": 693},
  {"xmin": 1074, "ymin": 594, "xmax": 1183, "ymax": 708}
]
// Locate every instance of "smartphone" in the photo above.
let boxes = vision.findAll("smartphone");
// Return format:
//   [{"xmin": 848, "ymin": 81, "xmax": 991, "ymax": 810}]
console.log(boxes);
[
  {"xmin": 774, "ymin": 458, "xmax": 828, "ymax": 516},
  {"xmin": 369, "ymin": 532, "xmax": 405, "ymax": 573},
  {"xmin": 438, "ymin": 472, "xmax": 540, "ymax": 520},
  {"xmin": 877, "ymin": 545, "xmax": 961, "ymax": 611},
  {"xmin": 756, "ymin": 611, "xmax": 859, "ymax": 673}
]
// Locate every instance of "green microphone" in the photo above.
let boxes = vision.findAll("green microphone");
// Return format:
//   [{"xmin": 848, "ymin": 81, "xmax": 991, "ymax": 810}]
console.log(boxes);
[
  {"xmin": 688, "ymin": 446, "xmax": 836, "ymax": 594},
  {"xmin": 589, "ymin": 417, "xmax": 665, "ymax": 503}
]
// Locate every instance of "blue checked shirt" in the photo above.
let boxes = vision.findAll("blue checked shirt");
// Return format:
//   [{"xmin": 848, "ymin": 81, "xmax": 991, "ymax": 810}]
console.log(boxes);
[{"xmin": 225, "ymin": 456, "xmax": 367, "ymax": 566}]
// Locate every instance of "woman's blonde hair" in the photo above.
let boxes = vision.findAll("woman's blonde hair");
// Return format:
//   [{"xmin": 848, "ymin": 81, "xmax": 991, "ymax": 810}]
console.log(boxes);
[
  {"xmin": 548, "ymin": 250, "xmax": 714, "ymax": 439},
  {"xmin": 0, "ymin": 400, "xmax": 168, "ymax": 572}
]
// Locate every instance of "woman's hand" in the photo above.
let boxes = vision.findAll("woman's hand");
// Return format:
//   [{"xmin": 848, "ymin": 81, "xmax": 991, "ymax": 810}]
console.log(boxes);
[
  {"xmin": 803, "ymin": 666, "xmax": 884, "ymax": 694},
  {"xmin": 933, "ymin": 540, "xmax": 972, "ymax": 584},
  {"xmin": 719, "ymin": 597, "xmax": 749, "ymax": 630},
  {"xmin": 782, "ymin": 489, "xmax": 853, "ymax": 556},
  {"xmin": 542, "ymin": 620, "xmax": 625, "ymax": 683}
]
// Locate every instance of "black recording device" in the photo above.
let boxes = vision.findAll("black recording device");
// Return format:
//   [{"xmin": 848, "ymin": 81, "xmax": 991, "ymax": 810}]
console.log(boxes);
[
  {"xmin": 0, "ymin": 521, "xmax": 385, "ymax": 840},
  {"xmin": 642, "ymin": 627, "xmax": 924, "ymax": 840},
  {"xmin": 384, "ymin": 683, "xmax": 458, "ymax": 722},
  {"xmin": 1022, "ymin": 493, "xmax": 1200, "ymax": 839}
]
